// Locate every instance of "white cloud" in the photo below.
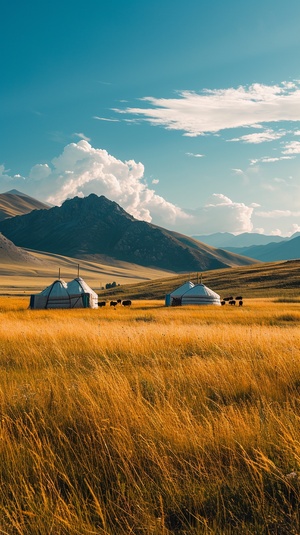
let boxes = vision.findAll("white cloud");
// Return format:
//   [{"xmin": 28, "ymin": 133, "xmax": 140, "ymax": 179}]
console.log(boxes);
[
  {"xmin": 256, "ymin": 209, "xmax": 300, "ymax": 218},
  {"xmin": 93, "ymin": 116, "xmax": 120, "ymax": 122},
  {"xmin": 282, "ymin": 141, "xmax": 300, "ymax": 154},
  {"xmin": 29, "ymin": 164, "xmax": 51, "ymax": 181},
  {"xmin": 186, "ymin": 152, "xmax": 205, "ymax": 158},
  {"xmin": 229, "ymin": 129, "xmax": 285, "ymax": 144},
  {"xmin": 183, "ymin": 194, "xmax": 254, "ymax": 234},
  {"xmin": 152, "ymin": 178, "xmax": 159, "ymax": 184},
  {"xmin": 72, "ymin": 132, "xmax": 91, "ymax": 142},
  {"xmin": 289, "ymin": 223, "xmax": 300, "ymax": 235},
  {"xmin": 114, "ymin": 81, "xmax": 300, "ymax": 136},
  {"xmin": 250, "ymin": 155, "xmax": 295, "ymax": 165},
  {"xmin": 43, "ymin": 141, "xmax": 189, "ymax": 227},
  {"xmin": 0, "ymin": 165, "xmax": 25, "ymax": 188},
  {"xmin": 231, "ymin": 168, "xmax": 244, "ymax": 175}
]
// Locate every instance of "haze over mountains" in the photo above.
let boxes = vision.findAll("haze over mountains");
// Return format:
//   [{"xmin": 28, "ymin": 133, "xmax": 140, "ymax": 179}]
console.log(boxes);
[
  {"xmin": 193, "ymin": 232, "xmax": 300, "ymax": 262},
  {"xmin": 0, "ymin": 193, "xmax": 254, "ymax": 272}
]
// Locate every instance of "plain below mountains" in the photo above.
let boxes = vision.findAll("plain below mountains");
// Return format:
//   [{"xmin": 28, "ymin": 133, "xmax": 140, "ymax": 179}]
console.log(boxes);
[{"xmin": 0, "ymin": 194, "xmax": 255, "ymax": 272}]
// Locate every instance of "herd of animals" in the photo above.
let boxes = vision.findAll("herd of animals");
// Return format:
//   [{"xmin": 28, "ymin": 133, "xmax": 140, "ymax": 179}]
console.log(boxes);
[
  {"xmin": 98, "ymin": 299, "xmax": 132, "ymax": 308},
  {"xmin": 221, "ymin": 296, "xmax": 243, "ymax": 306},
  {"xmin": 98, "ymin": 297, "xmax": 243, "ymax": 308}
]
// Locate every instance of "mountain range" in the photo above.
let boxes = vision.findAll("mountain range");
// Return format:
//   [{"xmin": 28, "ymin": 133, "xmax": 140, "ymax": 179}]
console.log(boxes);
[
  {"xmin": 192, "ymin": 231, "xmax": 300, "ymax": 262},
  {"xmin": 0, "ymin": 193, "xmax": 254, "ymax": 272}
]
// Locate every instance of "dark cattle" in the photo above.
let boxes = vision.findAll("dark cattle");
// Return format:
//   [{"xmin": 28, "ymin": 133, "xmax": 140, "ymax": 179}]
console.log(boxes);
[
  {"xmin": 229, "ymin": 300, "xmax": 236, "ymax": 305},
  {"xmin": 239, "ymin": 300, "xmax": 243, "ymax": 307},
  {"xmin": 110, "ymin": 301, "xmax": 118, "ymax": 307},
  {"xmin": 221, "ymin": 300, "xmax": 226, "ymax": 306},
  {"xmin": 117, "ymin": 299, "xmax": 122, "ymax": 304},
  {"xmin": 98, "ymin": 301, "xmax": 106, "ymax": 307},
  {"xmin": 235, "ymin": 296, "xmax": 243, "ymax": 301},
  {"xmin": 224, "ymin": 296, "xmax": 233, "ymax": 301},
  {"xmin": 122, "ymin": 300, "xmax": 132, "ymax": 307}
]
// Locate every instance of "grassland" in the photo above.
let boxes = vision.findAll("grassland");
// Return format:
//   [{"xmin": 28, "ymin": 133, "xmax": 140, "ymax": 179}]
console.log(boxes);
[
  {"xmin": 100, "ymin": 259, "xmax": 300, "ymax": 301},
  {"xmin": 0, "ymin": 296, "xmax": 300, "ymax": 534}
]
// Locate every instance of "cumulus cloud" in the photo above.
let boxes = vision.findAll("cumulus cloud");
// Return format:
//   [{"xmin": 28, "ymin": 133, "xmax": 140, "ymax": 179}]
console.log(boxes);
[
  {"xmin": 182, "ymin": 194, "xmax": 254, "ymax": 234},
  {"xmin": 29, "ymin": 164, "xmax": 51, "ymax": 181},
  {"xmin": 114, "ymin": 81, "xmax": 300, "ymax": 136},
  {"xmin": 41, "ymin": 141, "xmax": 189, "ymax": 227},
  {"xmin": 229, "ymin": 129, "xmax": 285, "ymax": 144},
  {"xmin": 1, "ymin": 143, "xmax": 261, "ymax": 234}
]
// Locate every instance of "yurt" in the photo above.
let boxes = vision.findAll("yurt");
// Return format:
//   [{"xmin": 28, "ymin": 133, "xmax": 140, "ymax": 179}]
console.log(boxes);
[
  {"xmin": 167, "ymin": 281, "xmax": 194, "ymax": 306},
  {"xmin": 181, "ymin": 283, "xmax": 221, "ymax": 306},
  {"xmin": 29, "ymin": 277, "xmax": 98, "ymax": 309},
  {"xmin": 67, "ymin": 277, "xmax": 98, "ymax": 309},
  {"xmin": 29, "ymin": 279, "xmax": 71, "ymax": 309}
]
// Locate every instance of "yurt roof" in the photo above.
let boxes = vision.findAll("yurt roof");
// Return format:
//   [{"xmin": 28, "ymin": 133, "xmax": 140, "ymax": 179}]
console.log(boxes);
[
  {"xmin": 40, "ymin": 279, "xmax": 69, "ymax": 297},
  {"xmin": 182, "ymin": 283, "xmax": 220, "ymax": 299},
  {"xmin": 170, "ymin": 281, "xmax": 194, "ymax": 297},
  {"xmin": 67, "ymin": 277, "xmax": 98, "ymax": 297}
]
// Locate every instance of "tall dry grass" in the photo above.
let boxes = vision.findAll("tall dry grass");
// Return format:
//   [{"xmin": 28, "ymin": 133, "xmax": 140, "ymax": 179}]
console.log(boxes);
[{"xmin": 0, "ymin": 297, "xmax": 300, "ymax": 534}]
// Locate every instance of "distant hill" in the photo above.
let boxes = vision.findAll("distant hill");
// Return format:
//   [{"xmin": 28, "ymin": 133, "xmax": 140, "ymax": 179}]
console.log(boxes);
[
  {"xmin": 0, "ymin": 190, "xmax": 49, "ymax": 221},
  {"xmin": 192, "ymin": 232, "xmax": 286, "ymax": 248},
  {"xmin": 99, "ymin": 259, "xmax": 300, "ymax": 300},
  {"xmin": 225, "ymin": 235, "xmax": 300, "ymax": 262},
  {"xmin": 0, "ymin": 194, "xmax": 255, "ymax": 272}
]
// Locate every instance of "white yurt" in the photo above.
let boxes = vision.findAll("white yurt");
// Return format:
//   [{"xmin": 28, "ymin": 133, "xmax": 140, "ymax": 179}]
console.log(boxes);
[
  {"xmin": 168, "ymin": 281, "xmax": 195, "ymax": 306},
  {"xmin": 67, "ymin": 277, "xmax": 98, "ymax": 309},
  {"xmin": 181, "ymin": 283, "xmax": 221, "ymax": 306},
  {"xmin": 29, "ymin": 277, "xmax": 98, "ymax": 309},
  {"xmin": 29, "ymin": 279, "xmax": 71, "ymax": 309}
]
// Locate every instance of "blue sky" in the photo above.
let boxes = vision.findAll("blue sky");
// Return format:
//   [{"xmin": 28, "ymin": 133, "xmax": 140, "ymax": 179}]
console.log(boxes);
[{"xmin": 1, "ymin": 0, "xmax": 300, "ymax": 236}]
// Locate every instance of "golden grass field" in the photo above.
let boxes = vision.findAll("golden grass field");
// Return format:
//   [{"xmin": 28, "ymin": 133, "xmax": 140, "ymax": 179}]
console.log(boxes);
[{"xmin": 0, "ymin": 295, "xmax": 300, "ymax": 534}]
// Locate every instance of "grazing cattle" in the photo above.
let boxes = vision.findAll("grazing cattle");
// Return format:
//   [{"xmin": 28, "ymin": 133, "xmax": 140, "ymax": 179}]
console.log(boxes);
[
  {"xmin": 235, "ymin": 296, "xmax": 243, "ymax": 301},
  {"xmin": 98, "ymin": 301, "xmax": 106, "ymax": 307},
  {"xmin": 221, "ymin": 300, "xmax": 226, "ymax": 306},
  {"xmin": 239, "ymin": 300, "xmax": 243, "ymax": 307},
  {"xmin": 229, "ymin": 300, "xmax": 236, "ymax": 306},
  {"xmin": 110, "ymin": 301, "xmax": 118, "ymax": 307},
  {"xmin": 117, "ymin": 299, "xmax": 122, "ymax": 304},
  {"xmin": 122, "ymin": 300, "xmax": 132, "ymax": 307},
  {"xmin": 224, "ymin": 296, "xmax": 233, "ymax": 301}
]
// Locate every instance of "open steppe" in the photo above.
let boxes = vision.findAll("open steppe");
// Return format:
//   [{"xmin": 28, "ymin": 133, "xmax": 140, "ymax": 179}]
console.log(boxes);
[
  {"xmin": 0, "ymin": 250, "xmax": 173, "ymax": 295},
  {"xmin": 1, "ymin": 295, "xmax": 300, "ymax": 534}
]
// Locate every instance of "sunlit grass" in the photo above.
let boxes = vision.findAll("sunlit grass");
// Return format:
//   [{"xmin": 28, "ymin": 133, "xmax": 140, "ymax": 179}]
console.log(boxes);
[{"xmin": 0, "ymin": 297, "xmax": 300, "ymax": 533}]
